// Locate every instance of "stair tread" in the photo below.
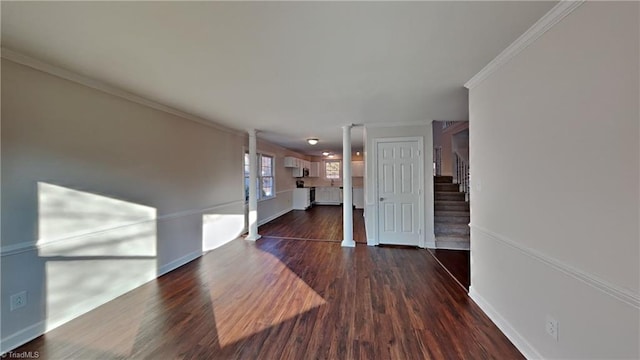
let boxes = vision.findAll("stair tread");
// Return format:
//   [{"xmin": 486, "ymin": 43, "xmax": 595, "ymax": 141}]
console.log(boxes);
[
  {"xmin": 435, "ymin": 235, "xmax": 470, "ymax": 241},
  {"xmin": 435, "ymin": 222, "xmax": 469, "ymax": 227},
  {"xmin": 435, "ymin": 200, "xmax": 469, "ymax": 204},
  {"xmin": 435, "ymin": 211, "xmax": 470, "ymax": 216}
]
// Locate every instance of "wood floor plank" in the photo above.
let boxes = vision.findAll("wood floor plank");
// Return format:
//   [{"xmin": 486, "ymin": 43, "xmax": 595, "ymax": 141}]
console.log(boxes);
[
  {"xmin": 258, "ymin": 206, "xmax": 367, "ymax": 243},
  {"xmin": 14, "ymin": 237, "xmax": 521, "ymax": 359}
]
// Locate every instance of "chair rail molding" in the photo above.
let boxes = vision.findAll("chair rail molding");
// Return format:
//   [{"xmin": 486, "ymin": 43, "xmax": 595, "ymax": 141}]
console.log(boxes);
[{"xmin": 471, "ymin": 224, "xmax": 640, "ymax": 309}]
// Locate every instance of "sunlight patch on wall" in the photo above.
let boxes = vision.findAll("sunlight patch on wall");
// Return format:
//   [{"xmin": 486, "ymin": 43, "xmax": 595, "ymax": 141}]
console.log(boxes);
[
  {"xmin": 202, "ymin": 213, "xmax": 245, "ymax": 252},
  {"xmin": 37, "ymin": 182, "xmax": 156, "ymax": 246},
  {"xmin": 209, "ymin": 251, "xmax": 326, "ymax": 347},
  {"xmin": 37, "ymin": 182, "xmax": 157, "ymax": 332}
]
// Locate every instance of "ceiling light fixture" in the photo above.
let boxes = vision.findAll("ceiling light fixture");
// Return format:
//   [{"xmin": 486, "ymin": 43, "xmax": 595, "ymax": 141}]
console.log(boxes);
[
  {"xmin": 307, "ymin": 138, "xmax": 319, "ymax": 145},
  {"xmin": 356, "ymin": 151, "xmax": 360, "ymax": 156},
  {"xmin": 322, "ymin": 151, "xmax": 330, "ymax": 156},
  {"xmin": 328, "ymin": 154, "xmax": 335, "ymax": 158}
]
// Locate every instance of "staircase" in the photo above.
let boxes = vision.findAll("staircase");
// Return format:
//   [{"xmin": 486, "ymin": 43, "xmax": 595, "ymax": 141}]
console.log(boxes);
[{"xmin": 434, "ymin": 176, "xmax": 470, "ymax": 250}]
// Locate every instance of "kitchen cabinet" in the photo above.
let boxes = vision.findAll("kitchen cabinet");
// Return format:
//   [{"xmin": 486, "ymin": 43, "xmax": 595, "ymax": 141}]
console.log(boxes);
[
  {"xmin": 308, "ymin": 162, "xmax": 320, "ymax": 177},
  {"xmin": 351, "ymin": 161, "xmax": 364, "ymax": 177},
  {"xmin": 284, "ymin": 156, "xmax": 297, "ymax": 167},
  {"xmin": 293, "ymin": 188, "xmax": 312, "ymax": 210},
  {"xmin": 292, "ymin": 167, "xmax": 303, "ymax": 178},
  {"xmin": 284, "ymin": 156, "xmax": 309, "ymax": 168},
  {"xmin": 315, "ymin": 187, "xmax": 342, "ymax": 205}
]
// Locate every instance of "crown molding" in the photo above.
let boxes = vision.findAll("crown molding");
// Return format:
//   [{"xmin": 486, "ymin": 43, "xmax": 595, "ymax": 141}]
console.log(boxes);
[
  {"xmin": 464, "ymin": 1, "xmax": 585, "ymax": 90},
  {"xmin": 1, "ymin": 47, "xmax": 244, "ymax": 137}
]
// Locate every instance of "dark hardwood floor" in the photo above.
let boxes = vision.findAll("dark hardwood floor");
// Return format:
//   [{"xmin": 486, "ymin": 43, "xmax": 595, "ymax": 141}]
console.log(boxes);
[
  {"xmin": 259, "ymin": 205, "xmax": 367, "ymax": 243},
  {"xmin": 15, "ymin": 238, "xmax": 521, "ymax": 359},
  {"xmin": 427, "ymin": 249, "xmax": 471, "ymax": 290}
]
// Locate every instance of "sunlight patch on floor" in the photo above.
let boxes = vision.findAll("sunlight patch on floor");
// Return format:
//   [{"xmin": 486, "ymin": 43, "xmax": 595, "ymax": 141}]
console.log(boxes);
[{"xmin": 208, "ymin": 250, "xmax": 326, "ymax": 347}]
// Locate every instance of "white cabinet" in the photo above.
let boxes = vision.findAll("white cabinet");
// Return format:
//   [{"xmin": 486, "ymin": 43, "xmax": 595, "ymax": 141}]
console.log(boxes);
[
  {"xmin": 308, "ymin": 162, "xmax": 320, "ymax": 177},
  {"xmin": 284, "ymin": 156, "xmax": 297, "ymax": 167},
  {"xmin": 292, "ymin": 167, "xmax": 303, "ymax": 178},
  {"xmin": 293, "ymin": 188, "xmax": 311, "ymax": 210},
  {"xmin": 315, "ymin": 187, "xmax": 342, "ymax": 205},
  {"xmin": 351, "ymin": 161, "xmax": 364, "ymax": 177},
  {"xmin": 285, "ymin": 156, "xmax": 312, "ymax": 177}
]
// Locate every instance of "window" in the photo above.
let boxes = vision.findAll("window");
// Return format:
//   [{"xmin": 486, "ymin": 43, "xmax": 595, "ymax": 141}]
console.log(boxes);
[
  {"xmin": 325, "ymin": 160, "xmax": 341, "ymax": 179},
  {"xmin": 244, "ymin": 152, "xmax": 275, "ymax": 201}
]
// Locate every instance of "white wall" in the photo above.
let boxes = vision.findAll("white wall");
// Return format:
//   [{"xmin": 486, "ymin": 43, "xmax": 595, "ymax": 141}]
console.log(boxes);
[
  {"xmin": 1, "ymin": 58, "xmax": 247, "ymax": 351},
  {"xmin": 363, "ymin": 124, "xmax": 434, "ymax": 247},
  {"xmin": 468, "ymin": 2, "xmax": 639, "ymax": 358}
]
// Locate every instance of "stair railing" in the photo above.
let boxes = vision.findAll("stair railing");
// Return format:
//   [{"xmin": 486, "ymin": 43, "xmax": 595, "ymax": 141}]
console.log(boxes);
[
  {"xmin": 442, "ymin": 121, "xmax": 456, "ymax": 130},
  {"xmin": 454, "ymin": 153, "xmax": 470, "ymax": 202},
  {"xmin": 433, "ymin": 146, "xmax": 442, "ymax": 176}
]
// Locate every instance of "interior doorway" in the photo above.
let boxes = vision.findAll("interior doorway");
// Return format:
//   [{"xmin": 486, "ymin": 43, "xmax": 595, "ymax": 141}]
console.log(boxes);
[
  {"xmin": 375, "ymin": 137, "xmax": 424, "ymax": 247},
  {"xmin": 430, "ymin": 121, "xmax": 470, "ymax": 290}
]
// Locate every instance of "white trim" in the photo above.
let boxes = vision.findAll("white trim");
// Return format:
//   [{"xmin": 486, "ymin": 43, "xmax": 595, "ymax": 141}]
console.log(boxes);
[
  {"xmin": 365, "ymin": 121, "xmax": 431, "ymax": 128},
  {"xmin": 243, "ymin": 149, "xmax": 277, "ymax": 202},
  {"xmin": 464, "ymin": 1, "xmax": 585, "ymax": 89},
  {"xmin": 1, "ymin": 200, "xmax": 245, "ymax": 257},
  {"xmin": 471, "ymin": 224, "xmax": 640, "ymax": 309},
  {"xmin": 1, "ymin": 47, "xmax": 243, "ymax": 137},
  {"xmin": 157, "ymin": 250, "xmax": 202, "ymax": 276},
  {"xmin": 469, "ymin": 287, "xmax": 542, "ymax": 360},
  {"xmin": 372, "ymin": 136, "xmax": 425, "ymax": 248},
  {"xmin": 0, "ymin": 242, "xmax": 37, "ymax": 257},
  {"xmin": 0, "ymin": 321, "xmax": 46, "ymax": 354},
  {"xmin": 341, "ymin": 239, "xmax": 356, "ymax": 247},
  {"xmin": 258, "ymin": 207, "xmax": 293, "ymax": 227}
]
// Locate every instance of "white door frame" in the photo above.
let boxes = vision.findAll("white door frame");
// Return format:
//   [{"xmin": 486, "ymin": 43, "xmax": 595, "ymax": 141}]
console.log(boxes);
[{"xmin": 372, "ymin": 136, "xmax": 425, "ymax": 248}]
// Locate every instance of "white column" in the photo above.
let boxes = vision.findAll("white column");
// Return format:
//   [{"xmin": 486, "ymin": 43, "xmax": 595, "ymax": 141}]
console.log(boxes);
[
  {"xmin": 246, "ymin": 129, "xmax": 261, "ymax": 241},
  {"xmin": 341, "ymin": 125, "xmax": 355, "ymax": 247}
]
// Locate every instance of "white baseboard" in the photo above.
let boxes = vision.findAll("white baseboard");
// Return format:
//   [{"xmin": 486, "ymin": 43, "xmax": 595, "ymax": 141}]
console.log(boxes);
[
  {"xmin": 0, "ymin": 321, "xmax": 45, "ymax": 354},
  {"xmin": 157, "ymin": 250, "xmax": 202, "ymax": 276},
  {"xmin": 468, "ymin": 286, "xmax": 541, "ymax": 360},
  {"xmin": 258, "ymin": 208, "xmax": 292, "ymax": 227},
  {"xmin": 425, "ymin": 241, "xmax": 437, "ymax": 249}
]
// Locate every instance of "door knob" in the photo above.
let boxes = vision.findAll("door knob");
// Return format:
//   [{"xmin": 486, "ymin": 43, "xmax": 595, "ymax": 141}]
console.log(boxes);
[{"xmin": 379, "ymin": 197, "xmax": 385, "ymax": 201}]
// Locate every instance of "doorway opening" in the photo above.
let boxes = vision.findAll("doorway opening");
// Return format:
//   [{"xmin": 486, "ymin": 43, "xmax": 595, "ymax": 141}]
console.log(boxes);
[{"xmin": 430, "ymin": 121, "xmax": 470, "ymax": 290}]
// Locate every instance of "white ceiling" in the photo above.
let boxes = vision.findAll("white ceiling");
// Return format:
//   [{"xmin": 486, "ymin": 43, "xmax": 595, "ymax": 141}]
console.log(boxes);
[{"xmin": 1, "ymin": 1, "xmax": 555, "ymax": 156}]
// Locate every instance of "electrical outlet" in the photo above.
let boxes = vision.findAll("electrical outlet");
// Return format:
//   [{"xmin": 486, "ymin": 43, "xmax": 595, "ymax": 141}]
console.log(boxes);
[
  {"xmin": 10, "ymin": 291, "xmax": 27, "ymax": 311},
  {"xmin": 545, "ymin": 316, "xmax": 559, "ymax": 341}
]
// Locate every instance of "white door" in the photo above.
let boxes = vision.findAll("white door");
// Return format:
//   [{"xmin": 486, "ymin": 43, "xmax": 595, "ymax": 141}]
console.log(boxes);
[{"xmin": 377, "ymin": 139, "xmax": 423, "ymax": 246}]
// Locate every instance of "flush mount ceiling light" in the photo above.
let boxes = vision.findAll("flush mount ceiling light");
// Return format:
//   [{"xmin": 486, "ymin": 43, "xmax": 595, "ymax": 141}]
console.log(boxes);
[
  {"xmin": 328, "ymin": 154, "xmax": 335, "ymax": 158},
  {"xmin": 307, "ymin": 138, "xmax": 319, "ymax": 145},
  {"xmin": 322, "ymin": 151, "xmax": 330, "ymax": 156}
]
